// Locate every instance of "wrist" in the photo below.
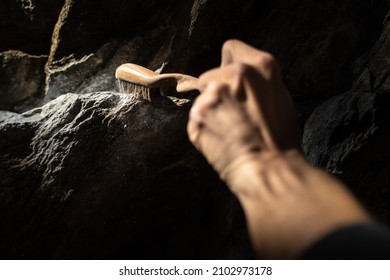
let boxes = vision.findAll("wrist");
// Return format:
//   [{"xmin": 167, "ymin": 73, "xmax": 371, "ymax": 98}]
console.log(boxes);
[
  {"xmin": 223, "ymin": 148, "xmax": 370, "ymax": 258},
  {"xmin": 223, "ymin": 149, "xmax": 305, "ymax": 199}
]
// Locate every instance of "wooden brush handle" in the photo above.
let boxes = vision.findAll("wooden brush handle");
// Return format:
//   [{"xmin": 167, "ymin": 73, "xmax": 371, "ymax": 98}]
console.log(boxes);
[
  {"xmin": 175, "ymin": 74, "xmax": 199, "ymax": 92},
  {"xmin": 116, "ymin": 63, "xmax": 199, "ymax": 92}
]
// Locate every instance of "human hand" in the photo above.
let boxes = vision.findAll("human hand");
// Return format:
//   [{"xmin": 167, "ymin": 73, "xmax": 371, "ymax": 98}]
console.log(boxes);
[
  {"xmin": 187, "ymin": 40, "xmax": 370, "ymax": 259},
  {"xmin": 187, "ymin": 40, "xmax": 300, "ymax": 181}
]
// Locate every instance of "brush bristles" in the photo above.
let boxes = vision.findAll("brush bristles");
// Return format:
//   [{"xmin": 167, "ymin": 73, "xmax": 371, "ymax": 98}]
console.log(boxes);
[{"xmin": 118, "ymin": 79, "xmax": 151, "ymax": 101}]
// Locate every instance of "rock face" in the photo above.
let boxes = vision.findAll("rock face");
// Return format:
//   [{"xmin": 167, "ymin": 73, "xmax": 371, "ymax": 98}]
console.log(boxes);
[
  {"xmin": 0, "ymin": 0, "xmax": 390, "ymax": 258},
  {"xmin": 303, "ymin": 13, "xmax": 390, "ymax": 221},
  {"xmin": 0, "ymin": 51, "xmax": 47, "ymax": 111},
  {"xmin": 0, "ymin": 0, "xmax": 64, "ymax": 54},
  {"xmin": 0, "ymin": 93, "xmax": 252, "ymax": 259}
]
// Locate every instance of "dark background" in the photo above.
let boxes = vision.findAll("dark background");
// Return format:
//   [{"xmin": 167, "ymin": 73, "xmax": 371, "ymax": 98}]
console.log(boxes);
[{"xmin": 0, "ymin": 0, "xmax": 389, "ymax": 259}]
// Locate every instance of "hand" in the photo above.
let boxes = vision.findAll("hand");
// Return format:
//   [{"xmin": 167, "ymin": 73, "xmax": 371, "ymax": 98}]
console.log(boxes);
[
  {"xmin": 187, "ymin": 40, "xmax": 300, "ymax": 182},
  {"xmin": 187, "ymin": 40, "xmax": 370, "ymax": 259}
]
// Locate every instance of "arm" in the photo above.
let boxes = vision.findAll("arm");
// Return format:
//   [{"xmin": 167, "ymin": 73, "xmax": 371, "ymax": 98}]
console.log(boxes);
[{"xmin": 188, "ymin": 40, "xmax": 370, "ymax": 258}]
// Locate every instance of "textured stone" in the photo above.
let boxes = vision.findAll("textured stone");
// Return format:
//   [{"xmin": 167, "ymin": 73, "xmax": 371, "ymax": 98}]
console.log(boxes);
[
  {"xmin": 302, "ymin": 14, "xmax": 390, "ymax": 222},
  {"xmin": 44, "ymin": 27, "xmax": 174, "ymax": 103},
  {"xmin": 0, "ymin": 92, "xmax": 252, "ymax": 259},
  {"xmin": 0, "ymin": 50, "xmax": 47, "ymax": 112},
  {"xmin": 0, "ymin": 0, "xmax": 64, "ymax": 54},
  {"xmin": 352, "ymin": 13, "xmax": 390, "ymax": 94},
  {"xmin": 48, "ymin": 0, "xmax": 177, "ymax": 65},
  {"xmin": 2, "ymin": 0, "xmax": 387, "ymax": 110},
  {"xmin": 303, "ymin": 91, "xmax": 380, "ymax": 172},
  {"xmin": 303, "ymin": 90, "xmax": 390, "ymax": 222}
]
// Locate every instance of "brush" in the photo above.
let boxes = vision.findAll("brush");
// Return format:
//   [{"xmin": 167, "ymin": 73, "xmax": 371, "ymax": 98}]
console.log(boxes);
[{"xmin": 115, "ymin": 63, "xmax": 199, "ymax": 100}]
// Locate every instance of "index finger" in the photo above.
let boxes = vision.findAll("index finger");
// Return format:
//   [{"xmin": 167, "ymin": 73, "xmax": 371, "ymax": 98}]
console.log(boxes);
[{"xmin": 221, "ymin": 39, "xmax": 281, "ymax": 80}]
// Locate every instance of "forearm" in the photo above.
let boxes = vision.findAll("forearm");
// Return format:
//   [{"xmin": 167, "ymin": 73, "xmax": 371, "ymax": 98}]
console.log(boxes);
[
  {"xmin": 187, "ymin": 39, "xmax": 374, "ymax": 259},
  {"xmin": 225, "ymin": 149, "xmax": 371, "ymax": 258}
]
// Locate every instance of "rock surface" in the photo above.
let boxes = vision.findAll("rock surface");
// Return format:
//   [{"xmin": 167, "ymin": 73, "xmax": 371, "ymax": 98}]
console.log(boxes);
[
  {"xmin": 0, "ymin": 0, "xmax": 390, "ymax": 259},
  {"xmin": 0, "ymin": 50, "xmax": 47, "ymax": 112},
  {"xmin": 302, "ymin": 12, "xmax": 390, "ymax": 222},
  {"xmin": 0, "ymin": 0, "xmax": 64, "ymax": 54},
  {"xmin": 0, "ymin": 92, "xmax": 252, "ymax": 259}
]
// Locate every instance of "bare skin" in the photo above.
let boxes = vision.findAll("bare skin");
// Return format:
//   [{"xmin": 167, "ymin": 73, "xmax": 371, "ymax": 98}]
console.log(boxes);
[{"xmin": 187, "ymin": 40, "xmax": 371, "ymax": 259}]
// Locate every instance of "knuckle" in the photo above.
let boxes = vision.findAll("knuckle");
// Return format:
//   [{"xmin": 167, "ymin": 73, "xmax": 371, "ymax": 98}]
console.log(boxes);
[
  {"xmin": 253, "ymin": 53, "xmax": 278, "ymax": 76},
  {"xmin": 198, "ymin": 71, "xmax": 210, "ymax": 84},
  {"xmin": 221, "ymin": 39, "xmax": 242, "ymax": 64},
  {"xmin": 198, "ymin": 74, "xmax": 212, "ymax": 91},
  {"xmin": 222, "ymin": 39, "xmax": 239, "ymax": 52},
  {"xmin": 207, "ymin": 81, "xmax": 228, "ymax": 95},
  {"xmin": 198, "ymin": 67, "xmax": 219, "ymax": 89}
]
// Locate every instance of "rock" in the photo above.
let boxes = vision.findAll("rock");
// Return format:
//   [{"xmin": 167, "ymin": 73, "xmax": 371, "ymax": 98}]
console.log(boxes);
[
  {"xmin": 163, "ymin": 0, "xmax": 247, "ymax": 75},
  {"xmin": 0, "ymin": 50, "xmax": 47, "ymax": 112},
  {"xmin": 303, "ymin": 90, "xmax": 380, "ymax": 173},
  {"xmin": 237, "ymin": 0, "xmax": 387, "ymax": 98},
  {"xmin": 44, "ymin": 41, "xmax": 120, "ymax": 103},
  {"xmin": 44, "ymin": 27, "xmax": 174, "ymax": 102},
  {"xmin": 302, "ymin": 10, "xmax": 390, "ymax": 222},
  {"xmin": 0, "ymin": 92, "xmax": 252, "ymax": 259},
  {"xmin": 0, "ymin": 0, "xmax": 64, "ymax": 54},
  {"xmin": 2, "ymin": 0, "xmax": 387, "ymax": 111},
  {"xmin": 352, "ymin": 13, "xmax": 390, "ymax": 94},
  {"xmin": 0, "ymin": 110, "xmax": 18, "ymax": 120},
  {"xmin": 44, "ymin": 0, "xmax": 388, "ymax": 105},
  {"xmin": 48, "ymin": 0, "xmax": 179, "ymax": 65},
  {"xmin": 303, "ymin": 89, "xmax": 390, "ymax": 222}
]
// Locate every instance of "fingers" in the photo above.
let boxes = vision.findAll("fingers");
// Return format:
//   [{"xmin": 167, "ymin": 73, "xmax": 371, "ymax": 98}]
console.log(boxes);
[
  {"xmin": 197, "ymin": 63, "xmax": 278, "ymax": 150},
  {"xmin": 220, "ymin": 40, "xmax": 300, "ymax": 150},
  {"xmin": 244, "ymin": 75, "xmax": 300, "ymax": 150},
  {"xmin": 189, "ymin": 40, "xmax": 300, "ymax": 152},
  {"xmin": 191, "ymin": 82, "xmax": 227, "ymax": 117},
  {"xmin": 187, "ymin": 82, "xmax": 229, "ymax": 148},
  {"xmin": 187, "ymin": 113, "xmax": 200, "ymax": 147},
  {"xmin": 198, "ymin": 63, "xmax": 263, "ymax": 100},
  {"xmin": 221, "ymin": 39, "xmax": 281, "ymax": 81}
]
